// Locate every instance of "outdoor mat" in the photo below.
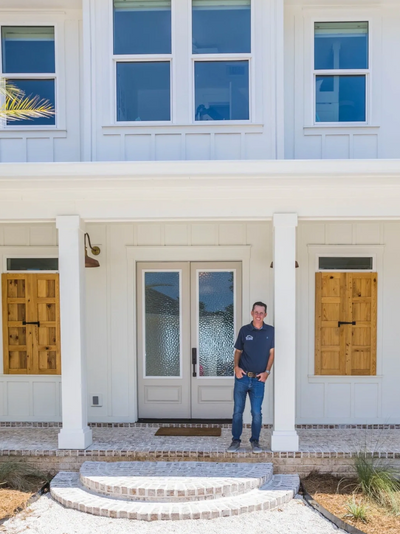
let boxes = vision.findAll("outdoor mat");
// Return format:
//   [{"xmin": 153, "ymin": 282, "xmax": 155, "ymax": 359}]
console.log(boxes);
[{"xmin": 155, "ymin": 427, "xmax": 221, "ymax": 437}]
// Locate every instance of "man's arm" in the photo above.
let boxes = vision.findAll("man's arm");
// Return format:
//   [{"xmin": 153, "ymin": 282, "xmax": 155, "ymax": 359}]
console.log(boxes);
[
  {"xmin": 234, "ymin": 349, "xmax": 245, "ymax": 379},
  {"xmin": 257, "ymin": 348, "xmax": 274, "ymax": 383}
]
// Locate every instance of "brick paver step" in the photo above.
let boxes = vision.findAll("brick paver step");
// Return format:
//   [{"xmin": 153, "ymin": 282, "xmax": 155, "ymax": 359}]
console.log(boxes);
[
  {"xmin": 79, "ymin": 461, "xmax": 274, "ymax": 502},
  {"xmin": 51, "ymin": 470, "xmax": 300, "ymax": 521}
]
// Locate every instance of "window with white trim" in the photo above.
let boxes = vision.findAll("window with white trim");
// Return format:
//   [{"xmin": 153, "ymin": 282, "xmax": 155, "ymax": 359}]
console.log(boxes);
[
  {"xmin": 1, "ymin": 26, "xmax": 56, "ymax": 126},
  {"xmin": 193, "ymin": 0, "xmax": 251, "ymax": 121},
  {"xmin": 314, "ymin": 21, "xmax": 369, "ymax": 123},
  {"xmin": 113, "ymin": 0, "xmax": 172, "ymax": 122}
]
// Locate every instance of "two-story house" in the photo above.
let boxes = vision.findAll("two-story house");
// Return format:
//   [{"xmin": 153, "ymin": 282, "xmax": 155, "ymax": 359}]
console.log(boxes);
[{"xmin": 0, "ymin": 0, "xmax": 399, "ymax": 452}]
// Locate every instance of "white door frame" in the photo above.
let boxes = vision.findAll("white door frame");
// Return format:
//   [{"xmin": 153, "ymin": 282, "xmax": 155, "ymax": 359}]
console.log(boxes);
[{"xmin": 127, "ymin": 246, "xmax": 251, "ymax": 421}]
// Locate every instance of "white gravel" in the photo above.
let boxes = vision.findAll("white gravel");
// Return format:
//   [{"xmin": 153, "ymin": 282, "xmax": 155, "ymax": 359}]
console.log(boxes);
[{"xmin": 0, "ymin": 494, "xmax": 347, "ymax": 534}]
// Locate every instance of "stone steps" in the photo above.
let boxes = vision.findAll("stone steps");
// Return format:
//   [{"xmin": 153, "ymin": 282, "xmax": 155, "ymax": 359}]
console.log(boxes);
[
  {"xmin": 79, "ymin": 461, "xmax": 273, "ymax": 501},
  {"xmin": 50, "ymin": 461, "xmax": 300, "ymax": 521}
]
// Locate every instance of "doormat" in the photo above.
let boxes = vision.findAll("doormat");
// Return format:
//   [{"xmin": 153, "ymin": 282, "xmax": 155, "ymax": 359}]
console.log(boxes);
[{"xmin": 155, "ymin": 427, "xmax": 221, "ymax": 437}]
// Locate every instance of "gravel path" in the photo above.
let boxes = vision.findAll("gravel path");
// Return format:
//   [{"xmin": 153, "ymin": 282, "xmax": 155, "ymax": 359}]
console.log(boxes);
[{"xmin": 0, "ymin": 494, "xmax": 346, "ymax": 534}]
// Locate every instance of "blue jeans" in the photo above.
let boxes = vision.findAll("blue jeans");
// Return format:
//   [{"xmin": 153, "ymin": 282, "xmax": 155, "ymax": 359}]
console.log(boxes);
[{"xmin": 232, "ymin": 375, "xmax": 265, "ymax": 443}]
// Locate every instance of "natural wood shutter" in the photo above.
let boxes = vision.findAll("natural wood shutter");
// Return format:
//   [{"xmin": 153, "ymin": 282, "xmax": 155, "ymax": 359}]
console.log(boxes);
[
  {"xmin": 315, "ymin": 272, "xmax": 377, "ymax": 376},
  {"xmin": 2, "ymin": 273, "xmax": 61, "ymax": 375}
]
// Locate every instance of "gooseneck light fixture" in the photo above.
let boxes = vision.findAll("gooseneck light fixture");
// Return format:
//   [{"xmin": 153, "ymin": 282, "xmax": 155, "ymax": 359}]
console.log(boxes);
[{"xmin": 84, "ymin": 233, "xmax": 101, "ymax": 268}]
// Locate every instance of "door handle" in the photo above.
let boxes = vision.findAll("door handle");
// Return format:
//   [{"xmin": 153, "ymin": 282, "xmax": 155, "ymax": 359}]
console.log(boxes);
[
  {"xmin": 23, "ymin": 321, "xmax": 40, "ymax": 327},
  {"xmin": 192, "ymin": 348, "xmax": 197, "ymax": 377},
  {"xmin": 338, "ymin": 321, "xmax": 356, "ymax": 327}
]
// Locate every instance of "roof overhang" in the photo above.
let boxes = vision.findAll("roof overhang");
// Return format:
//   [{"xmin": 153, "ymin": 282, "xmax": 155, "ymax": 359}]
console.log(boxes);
[{"xmin": 0, "ymin": 159, "xmax": 399, "ymax": 221}]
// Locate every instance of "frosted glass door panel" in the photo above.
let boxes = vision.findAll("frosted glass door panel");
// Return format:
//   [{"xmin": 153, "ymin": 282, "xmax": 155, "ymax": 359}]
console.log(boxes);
[
  {"xmin": 144, "ymin": 271, "xmax": 180, "ymax": 377},
  {"xmin": 198, "ymin": 271, "xmax": 235, "ymax": 377}
]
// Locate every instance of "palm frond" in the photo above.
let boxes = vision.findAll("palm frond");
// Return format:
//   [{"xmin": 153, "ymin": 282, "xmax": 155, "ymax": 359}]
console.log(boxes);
[{"xmin": 0, "ymin": 79, "xmax": 55, "ymax": 122}]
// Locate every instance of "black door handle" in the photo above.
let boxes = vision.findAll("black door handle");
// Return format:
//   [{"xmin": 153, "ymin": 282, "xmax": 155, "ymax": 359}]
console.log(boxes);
[
  {"xmin": 192, "ymin": 348, "xmax": 197, "ymax": 377},
  {"xmin": 23, "ymin": 321, "xmax": 40, "ymax": 327},
  {"xmin": 338, "ymin": 321, "xmax": 356, "ymax": 327}
]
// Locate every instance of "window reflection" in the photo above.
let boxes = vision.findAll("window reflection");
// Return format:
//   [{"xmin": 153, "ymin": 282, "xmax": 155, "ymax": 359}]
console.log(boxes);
[
  {"xmin": 117, "ymin": 62, "xmax": 170, "ymax": 122},
  {"xmin": 195, "ymin": 61, "xmax": 249, "ymax": 121},
  {"xmin": 314, "ymin": 22, "xmax": 368, "ymax": 70},
  {"xmin": 192, "ymin": 0, "xmax": 250, "ymax": 54},
  {"xmin": 198, "ymin": 271, "xmax": 235, "ymax": 377},
  {"xmin": 7, "ymin": 79, "xmax": 55, "ymax": 126},
  {"xmin": 113, "ymin": 0, "xmax": 171, "ymax": 54},
  {"xmin": 2, "ymin": 26, "xmax": 55, "ymax": 74},
  {"xmin": 316, "ymin": 75, "xmax": 366, "ymax": 122}
]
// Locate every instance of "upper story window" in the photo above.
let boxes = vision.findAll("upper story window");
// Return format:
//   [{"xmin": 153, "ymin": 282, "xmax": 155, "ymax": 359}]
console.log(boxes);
[
  {"xmin": 1, "ymin": 26, "xmax": 56, "ymax": 126},
  {"xmin": 114, "ymin": 0, "xmax": 171, "ymax": 122},
  {"xmin": 314, "ymin": 22, "xmax": 369, "ymax": 123},
  {"xmin": 193, "ymin": 0, "xmax": 251, "ymax": 121}
]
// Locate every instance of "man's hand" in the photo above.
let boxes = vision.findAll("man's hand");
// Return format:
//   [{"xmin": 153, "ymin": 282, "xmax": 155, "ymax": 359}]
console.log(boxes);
[
  {"xmin": 256, "ymin": 372, "xmax": 270, "ymax": 383},
  {"xmin": 235, "ymin": 366, "xmax": 246, "ymax": 379}
]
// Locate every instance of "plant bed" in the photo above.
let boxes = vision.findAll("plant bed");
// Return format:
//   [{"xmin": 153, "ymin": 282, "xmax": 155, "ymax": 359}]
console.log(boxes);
[
  {"xmin": 302, "ymin": 473, "xmax": 400, "ymax": 534},
  {"xmin": 0, "ymin": 462, "xmax": 49, "ymax": 523}
]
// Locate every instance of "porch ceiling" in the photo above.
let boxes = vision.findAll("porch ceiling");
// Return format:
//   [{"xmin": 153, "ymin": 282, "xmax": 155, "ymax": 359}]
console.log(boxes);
[{"xmin": 0, "ymin": 159, "xmax": 399, "ymax": 221}]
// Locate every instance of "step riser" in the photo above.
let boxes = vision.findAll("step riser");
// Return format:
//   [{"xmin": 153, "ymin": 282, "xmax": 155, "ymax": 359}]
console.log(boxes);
[
  {"xmin": 79, "ymin": 461, "xmax": 273, "ymax": 502},
  {"xmin": 51, "ymin": 492, "xmax": 294, "ymax": 520},
  {"xmin": 81, "ymin": 475, "xmax": 272, "ymax": 502}
]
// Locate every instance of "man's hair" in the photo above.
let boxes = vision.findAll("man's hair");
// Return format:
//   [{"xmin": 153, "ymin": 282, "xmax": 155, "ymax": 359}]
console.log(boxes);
[{"xmin": 252, "ymin": 301, "xmax": 267, "ymax": 312}]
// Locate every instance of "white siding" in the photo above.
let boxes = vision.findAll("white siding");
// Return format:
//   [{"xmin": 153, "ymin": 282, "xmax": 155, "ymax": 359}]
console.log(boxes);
[
  {"xmin": 296, "ymin": 221, "xmax": 400, "ymax": 424},
  {"xmin": 84, "ymin": 221, "xmax": 273, "ymax": 423},
  {"xmin": 1, "ymin": 220, "xmax": 400, "ymax": 424},
  {"xmin": 0, "ymin": 11, "xmax": 81, "ymax": 163},
  {"xmin": 285, "ymin": 2, "xmax": 400, "ymax": 160}
]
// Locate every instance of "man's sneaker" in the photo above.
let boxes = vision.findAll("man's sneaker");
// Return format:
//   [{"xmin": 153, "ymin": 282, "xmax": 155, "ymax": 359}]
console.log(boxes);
[
  {"xmin": 226, "ymin": 439, "xmax": 240, "ymax": 452},
  {"xmin": 251, "ymin": 441, "xmax": 263, "ymax": 453}
]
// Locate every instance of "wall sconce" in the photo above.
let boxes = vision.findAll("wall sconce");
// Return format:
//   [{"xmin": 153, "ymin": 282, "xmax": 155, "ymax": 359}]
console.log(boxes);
[
  {"xmin": 84, "ymin": 233, "xmax": 100, "ymax": 268},
  {"xmin": 270, "ymin": 261, "xmax": 299, "ymax": 268}
]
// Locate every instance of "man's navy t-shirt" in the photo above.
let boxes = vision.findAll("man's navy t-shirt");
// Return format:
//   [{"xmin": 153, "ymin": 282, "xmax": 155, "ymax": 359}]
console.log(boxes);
[{"xmin": 234, "ymin": 322, "xmax": 275, "ymax": 374}]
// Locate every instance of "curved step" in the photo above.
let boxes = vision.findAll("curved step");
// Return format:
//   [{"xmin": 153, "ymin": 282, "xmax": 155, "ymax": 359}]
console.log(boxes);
[
  {"xmin": 51, "ymin": 471, "xmax": 300, "ymax": 521},
  {"xmin": 79, "ymin": 461, "xmax": 274, "ymax": 502}
]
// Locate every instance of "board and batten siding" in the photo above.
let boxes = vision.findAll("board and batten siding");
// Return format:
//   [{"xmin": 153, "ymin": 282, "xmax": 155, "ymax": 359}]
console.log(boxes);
[
  {"xmin": 2, "ymin": 220, "xmax": 400, "ymax": 424},
  {"xmin": 0, "ymin": 12, "xmax": 82, "ymax": 164},
  {"xmin": 0, "ymin": 224, "xmax": 61, "ymax": 421},
  {"xmin": 296, "ymin": 221, "xmax": 400, "ymax": 424},
  {"xmin": 284, "ymin": 3, "xmax": 400, "ymax": 160},
  {"xmin": 0, "ymin": 221, "xmax": 273, "ymax": 423}
]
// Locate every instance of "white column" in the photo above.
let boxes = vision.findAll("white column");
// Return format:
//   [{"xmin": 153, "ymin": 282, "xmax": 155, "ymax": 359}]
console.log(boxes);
[
  {"xmin": 271, "ymin": 213, "xmax": 299, "ymax": 451},
  {"xmin": 56, "ymin": 215, "xmax": 92, "ymax": 449}
]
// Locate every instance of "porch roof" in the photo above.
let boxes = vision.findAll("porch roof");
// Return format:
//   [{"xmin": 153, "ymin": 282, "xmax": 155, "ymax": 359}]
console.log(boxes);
[{"xmin": 0, "ymin": 159, "xmax": 399, "ymax": 221}]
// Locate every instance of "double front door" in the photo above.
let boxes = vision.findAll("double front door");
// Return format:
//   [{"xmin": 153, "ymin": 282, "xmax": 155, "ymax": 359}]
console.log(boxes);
[{"xmin": 137, "ymin": 262, "xmax": 242, "ymax": 419}]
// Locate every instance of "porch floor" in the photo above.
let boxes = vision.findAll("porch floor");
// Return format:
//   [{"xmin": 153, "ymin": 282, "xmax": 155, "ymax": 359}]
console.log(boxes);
[{"xmin": 1, "ymin": 424, "xmax": 399, "ymax": 476}]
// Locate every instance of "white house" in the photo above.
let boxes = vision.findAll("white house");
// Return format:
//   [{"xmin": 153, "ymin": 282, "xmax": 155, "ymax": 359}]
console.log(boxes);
[{"xmin": 0, "ymin": 0, "xmax": 400, "ymax": 452}]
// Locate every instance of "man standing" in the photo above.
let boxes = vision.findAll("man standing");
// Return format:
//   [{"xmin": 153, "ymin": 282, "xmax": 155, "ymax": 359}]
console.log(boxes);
[{"xmin": 227, "ymin": 301, "xmax": 274, "ymax": 453}]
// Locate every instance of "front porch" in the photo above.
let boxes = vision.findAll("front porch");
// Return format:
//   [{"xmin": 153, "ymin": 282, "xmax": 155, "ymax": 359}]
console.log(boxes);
[{"xmin": 1, "ymin": 423, "xmax": 399, "ymax": 477}]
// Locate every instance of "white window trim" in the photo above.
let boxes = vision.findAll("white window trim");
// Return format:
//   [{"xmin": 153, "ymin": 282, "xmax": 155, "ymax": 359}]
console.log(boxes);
[
  {"xmin": 302, "ymin": 7, "xmax": 381, "ymax": 130},
  {"xmin": 189, "ymin": 0, "xmax": 254, "ymax": 124},
  {"xmin": 0, "ymin": 13, "xmax": 67, "ymax": 131},
  {"xmin": 307, "ymin": 244, "xmax": 384, "ymax": 380},
  {"xmin": 110, "ymin": 0, "xmax": 174, "ymax": 125},
  {"xmin": 109, "ymin": 0, "xmax": 255, "ymax": 126}
]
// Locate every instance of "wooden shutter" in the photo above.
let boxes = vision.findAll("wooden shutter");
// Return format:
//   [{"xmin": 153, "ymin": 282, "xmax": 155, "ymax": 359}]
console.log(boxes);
[
  {"xmin": 315, "ymin": 272, "xmax": 377, "ymax": 376},
  {"xmin": 2, "ymin": 273, "xmax": 61, "ymax": 375}
]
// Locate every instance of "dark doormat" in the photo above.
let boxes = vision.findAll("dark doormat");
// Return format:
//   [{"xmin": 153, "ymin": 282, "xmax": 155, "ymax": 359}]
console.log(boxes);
[{"xmin": 155, "ymin": 427, "xmax": 222, "ymax": 437}]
